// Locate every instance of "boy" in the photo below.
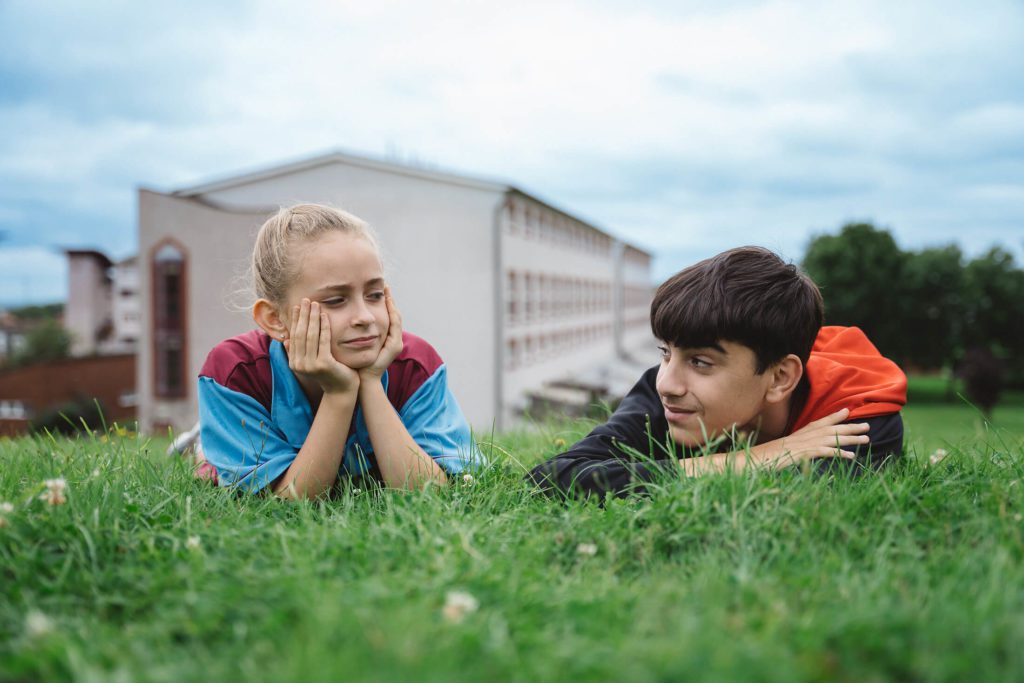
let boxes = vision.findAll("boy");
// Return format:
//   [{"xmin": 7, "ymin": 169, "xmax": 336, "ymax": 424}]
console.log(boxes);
[{"xmin": 529, "ymin": 246, "xmax": 907, "ymax": 497}]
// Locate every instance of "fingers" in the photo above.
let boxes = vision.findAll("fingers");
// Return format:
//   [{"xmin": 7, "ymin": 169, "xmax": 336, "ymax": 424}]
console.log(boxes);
[
  {"xmin": 384, "ymin": 286, "xmax": 403, "ymax": 341},
  {"xmin": 290, "ymin": 301, "xmax": 307, "ymax": 360},
  {"xmin": 288, "ymin": 299, "xmax": 323, "ymax": 369},
  {"xmin": 804, "ymin": 408, "xmax": 851, "ymax": 428},
  {"xmin": 305, "ymin": 301, "xmax": 321, "ymax": 355},
  {"xmin": 318, "ymin": 311, "xmax": 331, "ymax": 360}
]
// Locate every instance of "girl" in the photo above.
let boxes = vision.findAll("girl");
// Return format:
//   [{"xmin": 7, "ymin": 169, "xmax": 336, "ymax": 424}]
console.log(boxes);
[{"xmin": 196, "ymin": 204, "xmax": 478, "ymax": 499}]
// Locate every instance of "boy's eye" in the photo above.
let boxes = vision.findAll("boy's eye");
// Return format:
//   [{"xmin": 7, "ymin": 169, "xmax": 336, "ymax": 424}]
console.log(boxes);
[
  {"xmin": 690, "ymin": 357, "xmax": 712, "ymax": 369},
  {"xmin": 656, "ymin": 345, "xmax": 670, "ymax": 360}
]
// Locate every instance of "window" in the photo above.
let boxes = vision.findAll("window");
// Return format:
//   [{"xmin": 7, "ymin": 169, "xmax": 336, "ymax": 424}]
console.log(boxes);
[
  {"xmin": 152, "ymin": 241, "xmax": 187, "ymax": 398},
  {"xmin": 506, "ymin": 271, "xmax": 519, "ymax": 325},
  {"xmin": 524, "ymin": 273, "xmax": 535, "ymax": 322},
  {"xmin": 539, "ymin": 274, "xmax": 548, "ymax": 319},
  {"xmin": 506, "ymin": 339, "xmax": 519, "ymax": 370},
  {"xmin": 0, "ymin": 400, "xmax": 29, "ymax": 419}
]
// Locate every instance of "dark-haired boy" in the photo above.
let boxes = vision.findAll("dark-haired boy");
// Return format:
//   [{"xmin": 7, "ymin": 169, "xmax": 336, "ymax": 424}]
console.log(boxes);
[{"xmin": 529, "ymin": 246, "xmax": 907, "ymax": 497}]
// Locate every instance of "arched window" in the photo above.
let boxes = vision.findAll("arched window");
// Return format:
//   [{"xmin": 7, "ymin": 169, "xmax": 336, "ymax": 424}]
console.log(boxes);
[{"xmin": 152, "ymin": 241, "xmax": 187, "ymax": 398}]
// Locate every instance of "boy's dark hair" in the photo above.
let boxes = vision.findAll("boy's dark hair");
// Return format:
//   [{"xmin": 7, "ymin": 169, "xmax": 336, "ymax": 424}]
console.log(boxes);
[{"xmin": 651, "ymin": 246, "xmax": 824, "ymax": 373}]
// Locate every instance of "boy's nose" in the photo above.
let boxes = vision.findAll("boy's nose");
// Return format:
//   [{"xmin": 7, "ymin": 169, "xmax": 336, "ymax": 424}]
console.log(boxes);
[{"xmin": 656, "ymin": 363, "xmax": 687, "ymax": 398}]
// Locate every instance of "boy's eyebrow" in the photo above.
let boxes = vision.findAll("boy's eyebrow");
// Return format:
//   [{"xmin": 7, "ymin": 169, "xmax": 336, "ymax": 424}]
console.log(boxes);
[
  {"xmin": 686, "ymin": 343, "xmax": 728, "ymax": 355},
  {"xmin": 658, "ymin": 339, "xmax": 728, "ymax": 355}
]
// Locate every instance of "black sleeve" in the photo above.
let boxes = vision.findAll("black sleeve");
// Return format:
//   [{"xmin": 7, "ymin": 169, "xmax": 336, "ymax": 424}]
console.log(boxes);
[
  {"xmin": 815, "ymin": 412, "xmax": 905, "ymax": 475},
  {"xmin": 859, "ymin": 412, "xmax": 904, "ymax": 466},
  {"xmin": 527, "ymin": 367, "xmax": 678, "ymax": 498}
]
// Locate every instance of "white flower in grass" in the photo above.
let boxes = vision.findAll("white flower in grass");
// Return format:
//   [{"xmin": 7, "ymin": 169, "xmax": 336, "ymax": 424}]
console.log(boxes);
[
  {"xmin": 462, "ymin": 473, "xmax": 475, "ymax": 486},
  {"xmin": 91, "ymin": 468, "xmax": 101, "ymax": 479},
  {"xmin": 40, "ymin": 478, "xmax": 67, "ymax": 506},
  {"xmin": 576, "ymin": 542, "xmax": 598, "ymax": 557},
  {"xmin": 185, "ymin": 535, "xmax": 202, "ymax": 551},
  {"xmin": 929, "ymin": 448, "xmax": 948, "ymax": 465},
  {"xmin": 442, "ymin": 591, "xmax": 479, "ymax": 624},
  {"xmin": 25, "ymin": 610, "xmax": 54, "ymax": 638},
  {"xmin": 0, "ymin": 502, "xmax": 13, "ymax": 514}
]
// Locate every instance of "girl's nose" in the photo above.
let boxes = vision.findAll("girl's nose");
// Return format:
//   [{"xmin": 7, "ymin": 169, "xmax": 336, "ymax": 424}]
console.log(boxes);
[{"xmin": 350, "ymin": 300, "xmax": 374, "ymax": 326}]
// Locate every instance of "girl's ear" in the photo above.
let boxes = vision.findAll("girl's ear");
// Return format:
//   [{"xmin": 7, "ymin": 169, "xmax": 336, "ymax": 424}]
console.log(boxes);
[
  {"xmin": 253, "ymin": 299, "xmax": 289, "ymax": 340},
  {"xmin": 765, "ymin": 354, "xmax": 803, "ymax": 404}
]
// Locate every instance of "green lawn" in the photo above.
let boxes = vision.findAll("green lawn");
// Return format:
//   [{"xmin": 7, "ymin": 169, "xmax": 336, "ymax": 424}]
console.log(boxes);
[{"xmin": 2, "ymin": 396, "xmax": 1024, "ymax": 682}]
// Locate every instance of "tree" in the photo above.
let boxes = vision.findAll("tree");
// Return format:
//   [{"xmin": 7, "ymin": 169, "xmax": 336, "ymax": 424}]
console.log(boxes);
[
  {"xmin": 802, "ymin": 223, "xmax": 909, "ymax": 363},
  {"xmin": 10, "ymin": 318, "xmax": 72, "ymax": 367},
  {"xmin": 962, "ymin": 247, "xmax": 1024, "ymax": 384},
  {"xmin": 898, "ymin": 245, "xmax": 965, "ymax": 370}
]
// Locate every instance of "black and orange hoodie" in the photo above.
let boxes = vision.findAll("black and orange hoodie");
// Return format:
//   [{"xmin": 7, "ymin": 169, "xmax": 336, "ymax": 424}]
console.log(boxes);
[{"xmin": 530, "ymin": 325, "xmax": 908, "ymax": 498}]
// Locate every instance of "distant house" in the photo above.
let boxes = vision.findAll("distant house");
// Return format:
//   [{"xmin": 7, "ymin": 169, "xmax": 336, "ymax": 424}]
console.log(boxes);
[
  {"xmin": 0, "ymin": 254, "xmax": 139, "ymax": 436},
  {"xmin": 65, "ymin": 250, "xmax": 139, "ymax": 356},
  {"xmin": 138, "ymin": 150, "xmax": 654, "ymax": 433}
]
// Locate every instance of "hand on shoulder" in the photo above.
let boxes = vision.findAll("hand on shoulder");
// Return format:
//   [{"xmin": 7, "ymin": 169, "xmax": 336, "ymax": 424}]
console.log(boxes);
[{"xmin": 747, "ymin": 408, "xmax": 869, "ymax": 468}]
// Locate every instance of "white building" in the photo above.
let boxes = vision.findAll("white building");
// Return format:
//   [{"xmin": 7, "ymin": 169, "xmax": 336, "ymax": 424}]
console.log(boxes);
[
  {"xmin": 137, "ymin": 150, "xmax": 654, "ymax": 434},
  {"xmin": 65, "ymin": 250, "xmax": 139, "ymax": 356}
]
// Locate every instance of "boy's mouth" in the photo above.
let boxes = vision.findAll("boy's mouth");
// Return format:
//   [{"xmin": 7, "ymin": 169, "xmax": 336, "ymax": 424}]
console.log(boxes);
[{"xmin": 663, "ymin": 404, "xmax": 700, "ymax": 424}]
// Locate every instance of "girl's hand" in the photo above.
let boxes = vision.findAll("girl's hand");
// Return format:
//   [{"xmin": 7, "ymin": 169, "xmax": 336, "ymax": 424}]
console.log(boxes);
[
  {"xmin": 285, "ymin": 299, "xmax": 359, "ymax": 395},
  {"xmin": 747, "ymin": 408, "xmax": 869, "ymax": 467},
  {"xmin": 360, "ymin": 286, "xmax": 404, "ymax": 381}
]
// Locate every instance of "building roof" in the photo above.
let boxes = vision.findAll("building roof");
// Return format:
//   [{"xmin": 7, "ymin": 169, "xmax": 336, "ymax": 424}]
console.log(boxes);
[
  {"xmin": 63, "ymin": 249, "xmax": 113, "ymax": 268},
  {"xmin": 167, "ymin": 148, "xmax": 653, "ymax": 257},
  {"xmin": 172, "ymin": 148, "xmax": 509, "ymax": 197}
]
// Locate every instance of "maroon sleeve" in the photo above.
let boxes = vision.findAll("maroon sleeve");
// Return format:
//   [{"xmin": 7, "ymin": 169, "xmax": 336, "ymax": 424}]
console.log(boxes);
[
  {"xmin": 385, "ymin": 332, "xmax": 443, "ymax": 412},
  {"xmin": 198, "ymin": 330, "xmax": 274, "ymax": 413}
]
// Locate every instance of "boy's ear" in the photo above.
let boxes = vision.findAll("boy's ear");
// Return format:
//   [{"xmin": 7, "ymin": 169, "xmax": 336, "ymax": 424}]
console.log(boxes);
[
  {"xmin": 253, "ymin": 299, "xmax": 288, "ymax": 340},
  {"xmin": 764, "ymin": 354, "xmax": 803, "ymax": 404}
]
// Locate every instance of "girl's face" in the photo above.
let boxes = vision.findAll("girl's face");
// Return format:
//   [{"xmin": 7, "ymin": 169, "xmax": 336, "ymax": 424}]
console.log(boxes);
[{"xmin": 282, "ymin": 231, "xmax": 389, "ymax": 370}]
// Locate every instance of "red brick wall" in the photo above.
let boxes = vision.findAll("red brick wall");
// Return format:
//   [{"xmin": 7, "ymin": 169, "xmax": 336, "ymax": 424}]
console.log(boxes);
[{"xmin": 0, "ymin": 354, "xmax": 136, "ymax": 437}]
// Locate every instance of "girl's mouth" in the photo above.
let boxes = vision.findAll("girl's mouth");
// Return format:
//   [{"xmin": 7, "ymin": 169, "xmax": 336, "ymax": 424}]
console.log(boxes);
[{"xmin": 341, "ymin": 335, "xmax": 378, "ymax": 348}]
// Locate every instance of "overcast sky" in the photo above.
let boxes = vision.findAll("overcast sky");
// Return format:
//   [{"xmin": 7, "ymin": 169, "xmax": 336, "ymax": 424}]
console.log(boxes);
[{"xmin": 1, "ymin": 0, "xmax": 1022, "ymax": 306}]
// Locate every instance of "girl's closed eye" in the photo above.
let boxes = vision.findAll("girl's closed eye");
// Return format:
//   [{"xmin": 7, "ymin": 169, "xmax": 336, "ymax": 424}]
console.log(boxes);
[
  {"xmin": 366, "ymin": 290, "xmax": 385, "ymax": 301},
  {"xmin": 321, "ymin": 297, "xmax": 346, "ymax": 306}
]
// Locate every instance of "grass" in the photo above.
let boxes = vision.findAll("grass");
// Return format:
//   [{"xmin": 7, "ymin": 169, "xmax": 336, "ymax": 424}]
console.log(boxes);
[{"xmin": 2, "ymin": 397, "xmax": 1024, "ymax": 682}]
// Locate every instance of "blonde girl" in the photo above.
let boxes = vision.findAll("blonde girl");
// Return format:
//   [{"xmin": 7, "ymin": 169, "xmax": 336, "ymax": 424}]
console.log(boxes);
[{"xmin": 196, "ymin": 204, "xmax": 478, "ymax": 498}]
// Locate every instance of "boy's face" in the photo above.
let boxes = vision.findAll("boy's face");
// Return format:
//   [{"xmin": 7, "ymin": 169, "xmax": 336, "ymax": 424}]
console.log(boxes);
[{"xmin": 655, "ymin": 340, "xmax": 775, "ymax": 448}]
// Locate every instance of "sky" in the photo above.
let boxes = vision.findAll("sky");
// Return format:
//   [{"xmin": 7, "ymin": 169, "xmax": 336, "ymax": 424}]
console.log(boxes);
[{"xmin": 1, "ymin": 0, "xmax": 1022, "ymax": 306}]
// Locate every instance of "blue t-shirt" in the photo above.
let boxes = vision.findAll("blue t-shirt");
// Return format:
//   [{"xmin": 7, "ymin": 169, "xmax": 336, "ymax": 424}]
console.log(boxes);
[{"xmin": 197, "ymin": 330, "xmax": 480, "ymax": 492}]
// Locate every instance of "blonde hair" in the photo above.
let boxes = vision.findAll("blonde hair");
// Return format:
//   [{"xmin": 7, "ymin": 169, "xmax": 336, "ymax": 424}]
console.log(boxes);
[{"xmin": 251, "ymin": 203, "xmax": 381, "ymax": 304}]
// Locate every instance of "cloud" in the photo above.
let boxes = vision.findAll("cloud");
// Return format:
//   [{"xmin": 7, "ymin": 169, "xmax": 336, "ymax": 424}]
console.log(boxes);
[
  {"xmin": 0, "ymin": 0, "xmax": 1021, "ymax": 303},
  {"xmin": 0, "ymin": 247, "xmax": 66, "ymax": 307}
]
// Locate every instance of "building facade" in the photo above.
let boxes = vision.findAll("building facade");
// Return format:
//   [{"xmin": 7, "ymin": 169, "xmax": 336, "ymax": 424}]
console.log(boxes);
[
  {"xmin": 138, "ymin": 150, "xmax": 654, "ymax": 433},
  {"xmin": 65, "ymin": 250, "xmax": 140, "ymax": 356}
]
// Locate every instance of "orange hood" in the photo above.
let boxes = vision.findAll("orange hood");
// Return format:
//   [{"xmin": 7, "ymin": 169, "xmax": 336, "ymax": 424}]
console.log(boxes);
[{"xmin": 792, "ymin": 326, "xmax": 907, "ymax": 430}]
